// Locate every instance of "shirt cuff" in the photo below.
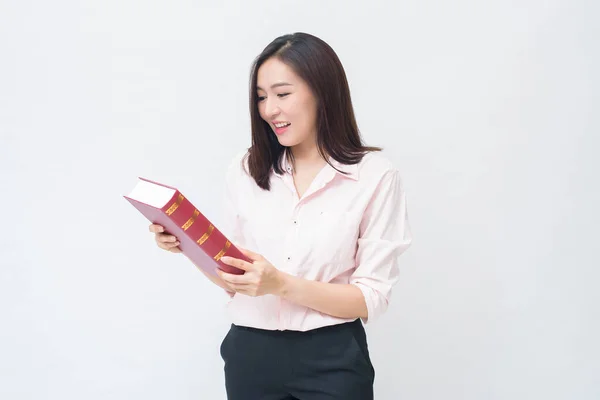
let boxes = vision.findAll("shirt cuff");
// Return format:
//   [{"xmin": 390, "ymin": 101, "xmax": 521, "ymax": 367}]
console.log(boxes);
[{"xmin": 351, "ymin": 281, "xmax": 389, "ymax": 325}]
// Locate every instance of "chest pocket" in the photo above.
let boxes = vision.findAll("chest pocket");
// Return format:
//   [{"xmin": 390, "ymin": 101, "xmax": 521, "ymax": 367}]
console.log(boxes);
[{"xmin": 298, "ymin": 209, "xmax": 362, "ymax": 266}]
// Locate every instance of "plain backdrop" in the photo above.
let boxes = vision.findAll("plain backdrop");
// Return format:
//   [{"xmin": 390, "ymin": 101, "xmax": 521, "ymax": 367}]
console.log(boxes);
[{"xmin": 1, "ymin": 0, "xmax": 598, "ymax": 399}]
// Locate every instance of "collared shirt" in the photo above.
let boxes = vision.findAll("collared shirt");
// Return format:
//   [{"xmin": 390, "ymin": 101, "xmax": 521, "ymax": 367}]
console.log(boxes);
[{"xmin": 221, "ymin": 148, "xmax": 412, "ymax": 331}]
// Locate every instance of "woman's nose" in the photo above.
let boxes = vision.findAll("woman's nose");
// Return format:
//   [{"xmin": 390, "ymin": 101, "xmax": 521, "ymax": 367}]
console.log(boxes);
[{"xmin": 265, "ymin": 100, "xmax": 280, "ymax": 117}]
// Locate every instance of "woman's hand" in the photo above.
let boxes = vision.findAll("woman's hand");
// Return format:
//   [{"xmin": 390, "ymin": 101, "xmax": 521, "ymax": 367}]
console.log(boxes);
[
  {"xmin": 217, "ymin": 248, "xmax": 286, "ymax": 297},
  {"xmin": 149, "ymin": 224, "xmax": 181, "ymax": 253},
  {"xmin": 148, "ymin": 224, "xmax": 238, "ymax": 298}
]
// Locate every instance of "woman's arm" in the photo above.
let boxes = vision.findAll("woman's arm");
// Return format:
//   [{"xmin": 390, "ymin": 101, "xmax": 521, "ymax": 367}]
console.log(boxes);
[
  {"xmin": 217, "ymin": 251, "xmax": 369, "ymax": 319},
  {"xmin": 277, "ymin": 273, "xmax": 368, "ymax": 320}
]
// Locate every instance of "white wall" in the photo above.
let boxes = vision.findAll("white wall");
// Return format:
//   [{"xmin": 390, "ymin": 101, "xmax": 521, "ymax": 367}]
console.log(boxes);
[{"xmin": 1, "ymin": 1, "xmax": 598, "ymax": 399}]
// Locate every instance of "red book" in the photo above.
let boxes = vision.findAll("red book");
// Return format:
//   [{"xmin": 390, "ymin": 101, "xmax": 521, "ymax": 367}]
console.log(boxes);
[{"xmin": 123, "ymin": 177, "xmax": 248, "ymax": 276}]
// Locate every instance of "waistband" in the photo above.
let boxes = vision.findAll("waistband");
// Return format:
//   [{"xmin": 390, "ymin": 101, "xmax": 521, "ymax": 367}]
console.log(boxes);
[{"xmin": 231, "ymin": 318, "xmax": 363, "ymax": 338}]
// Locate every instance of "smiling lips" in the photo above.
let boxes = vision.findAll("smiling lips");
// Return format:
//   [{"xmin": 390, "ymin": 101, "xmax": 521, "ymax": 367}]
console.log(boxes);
[{"xmin": 273, "ymin": 121, "xmax": 291, "ymax": 135}]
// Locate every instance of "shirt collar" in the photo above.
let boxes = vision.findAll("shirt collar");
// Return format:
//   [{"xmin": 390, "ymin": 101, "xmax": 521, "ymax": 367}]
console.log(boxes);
[{"xmin": 279, "ymin": 148, "xmax": 359, "ymax": 181}]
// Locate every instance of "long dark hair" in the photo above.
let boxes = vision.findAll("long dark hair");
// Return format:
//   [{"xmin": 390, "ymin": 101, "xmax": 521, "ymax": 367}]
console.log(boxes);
[{"xmin": 245, "ymin": 32, "xmax": 382, "ymax": 190}]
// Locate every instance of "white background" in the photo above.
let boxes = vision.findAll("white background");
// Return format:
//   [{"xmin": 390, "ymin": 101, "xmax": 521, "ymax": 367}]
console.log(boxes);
[{"xmin": 1, "ymin": 0, "xmax": 598, "ymax": 399}]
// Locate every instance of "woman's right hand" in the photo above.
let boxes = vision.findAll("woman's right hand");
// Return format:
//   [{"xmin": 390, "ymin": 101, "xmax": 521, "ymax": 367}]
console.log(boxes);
[
  {"xmin": 149, "ymin": 224, "xmax": 181, "ymax": 253},
  {"xmin": 149, "ymin": 223, "xmax": 234, "ymax": 295}
]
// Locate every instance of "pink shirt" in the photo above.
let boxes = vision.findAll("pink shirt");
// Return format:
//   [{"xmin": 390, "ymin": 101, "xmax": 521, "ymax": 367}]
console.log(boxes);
[{"xmin": 222, "ymin": 149, "xmax": 412, "ymax": 331}]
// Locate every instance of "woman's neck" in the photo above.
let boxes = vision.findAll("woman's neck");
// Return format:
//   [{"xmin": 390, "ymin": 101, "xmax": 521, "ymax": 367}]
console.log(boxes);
[{"xmin": 290, "ymin": 144, "xmax": 327, "ymax": 173}]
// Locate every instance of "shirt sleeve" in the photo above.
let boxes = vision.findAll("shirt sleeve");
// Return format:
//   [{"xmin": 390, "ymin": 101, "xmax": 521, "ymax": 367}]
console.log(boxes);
[{"xmin": 350, "ymin": 169, "xmax": 412, "ymax": 324}]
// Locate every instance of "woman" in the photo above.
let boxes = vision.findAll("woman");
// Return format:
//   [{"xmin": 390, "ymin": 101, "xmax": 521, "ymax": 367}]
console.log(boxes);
[{"xmin": 149, "ymin": 32, "xmax": 411, "ymax": 400}]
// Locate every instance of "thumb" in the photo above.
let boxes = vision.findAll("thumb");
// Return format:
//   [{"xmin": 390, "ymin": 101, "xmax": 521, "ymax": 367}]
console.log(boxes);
[{"xmin": 238, "ymin": 247, "xmax": 263, "ymax": 261}]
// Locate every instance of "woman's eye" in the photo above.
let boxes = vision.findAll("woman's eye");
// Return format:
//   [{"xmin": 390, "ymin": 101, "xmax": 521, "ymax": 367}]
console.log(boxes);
[{"xmin": 257, "ymin": 93, "xmax": 288, "ymax": 101}]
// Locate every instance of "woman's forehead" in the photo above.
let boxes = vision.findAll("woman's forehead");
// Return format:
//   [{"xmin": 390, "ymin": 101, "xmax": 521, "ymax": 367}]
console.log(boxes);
[{"xmin": 257, "ymin": 58, "xmax": 299, "ymax": 89}]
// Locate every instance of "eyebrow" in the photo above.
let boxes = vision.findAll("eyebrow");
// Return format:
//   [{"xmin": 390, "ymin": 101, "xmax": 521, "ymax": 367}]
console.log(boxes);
[{"xmin": 256, "ymin": 82, "xmax": 293, "ymax": 91}]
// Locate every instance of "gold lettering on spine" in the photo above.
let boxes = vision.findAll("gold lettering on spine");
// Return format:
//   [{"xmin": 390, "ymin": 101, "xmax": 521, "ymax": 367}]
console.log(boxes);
[
  {"xmin": 166, "ymin": 194, "xmax": 184, "ymax": 216},
  {"xmin": 197, "ymin": 224, "xmax": 214, "ymax": 245},
  {"xmin": 214, "ymin": 240, "xmax": 231, "ymax": 261},
  {"xmin": 182, "ymin": 209, "xmax": 200, "ymax": 231}
]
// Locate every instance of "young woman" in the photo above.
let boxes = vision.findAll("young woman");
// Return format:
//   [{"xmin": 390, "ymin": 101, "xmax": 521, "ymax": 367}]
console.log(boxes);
[{"xmin": 149, "ymin": 32, "xmax": 412, "ymax": 400}]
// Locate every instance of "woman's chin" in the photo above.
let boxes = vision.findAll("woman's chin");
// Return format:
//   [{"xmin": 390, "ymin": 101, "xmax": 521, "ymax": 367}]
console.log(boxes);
[{"xmin": 276, "ymin": 136, "xmax": 298, "ymax": 147}]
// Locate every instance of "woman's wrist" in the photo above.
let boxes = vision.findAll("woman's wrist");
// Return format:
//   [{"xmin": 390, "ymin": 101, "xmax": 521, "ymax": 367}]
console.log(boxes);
[{"xmin": 275, "ymin": 270, "xmax": 294, "ymax": 298}]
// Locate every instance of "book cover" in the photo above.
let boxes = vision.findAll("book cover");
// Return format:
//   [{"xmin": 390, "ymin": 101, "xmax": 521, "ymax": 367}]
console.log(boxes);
[{"xmin": 124, "ymin": 177, "xmax": 248, "ymax": 276}]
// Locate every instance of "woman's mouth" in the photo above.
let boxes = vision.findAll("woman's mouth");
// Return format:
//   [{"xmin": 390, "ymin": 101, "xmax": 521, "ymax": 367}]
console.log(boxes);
[{"xmin": 274, "ymin": 122, "xmax": 291, "ymax": 135}]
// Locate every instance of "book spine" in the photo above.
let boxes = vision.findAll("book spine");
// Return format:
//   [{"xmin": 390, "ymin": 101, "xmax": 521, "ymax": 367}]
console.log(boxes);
[{"xmin": 160, "ymin": 191, "xmax": 248, "ymax": 275}]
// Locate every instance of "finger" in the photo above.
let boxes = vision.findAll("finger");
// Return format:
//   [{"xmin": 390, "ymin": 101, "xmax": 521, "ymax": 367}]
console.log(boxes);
[
  {"xmin": 228, "ymin": 284, "xmax": 253, "ymax": 293},
  {"xmin": 237, "ymin": 247, "xmax": 263, "ymax": 261},
  {"xmin": 220, "ymin": 256, "xmax": 253, "ymax": 271},
  {"xmin": 230, "ymin": 286, "xmax": 255, "ymax": 297},
  {"xmin": 217, "ymin": 269, "xmax": 249, "ymax": 284},
  {"xmin": 149, "ymin": 224, "xmax": 164, "ymax": 233},
  {"xmin": 169, "ymin": 246, "xmax": 182, "ymax": 253},
  {"xmin": 158, "ymin": 241, "xmax": 180, "ymax": 250},
  {"xmin": 216, "ymin": 270, "xmax": 238, "ymax": 284},
  {"xmin": 156, "ymin": 233, "xmax": 178, "ymax": 243},
  {"xmin": 218, "ymin": 279, "xmax": 236, "ymax": 293}
]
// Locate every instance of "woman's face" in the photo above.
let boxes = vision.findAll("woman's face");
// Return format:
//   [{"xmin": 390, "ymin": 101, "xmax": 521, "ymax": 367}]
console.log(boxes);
[{"xmin": 256, "ymin": 57, "xmax": 318, "ymax": 149}]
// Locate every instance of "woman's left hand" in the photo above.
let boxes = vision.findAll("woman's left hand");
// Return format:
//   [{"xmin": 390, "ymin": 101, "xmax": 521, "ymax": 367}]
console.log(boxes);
[{"xmin": 217, "ymin": 248, "xmax": 286, "ymax": 297}]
